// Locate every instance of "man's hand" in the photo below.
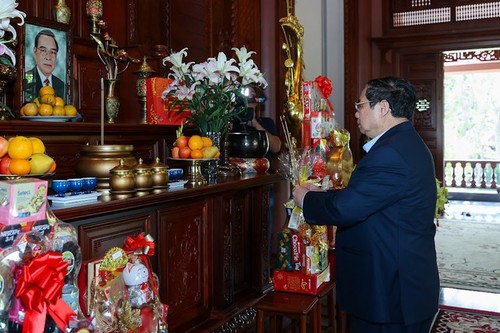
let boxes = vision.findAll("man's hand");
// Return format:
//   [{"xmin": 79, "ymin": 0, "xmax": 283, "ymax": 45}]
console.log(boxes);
[{"xmin": 292, "ymin": 183, "xmax": 323, "ymax": 208}]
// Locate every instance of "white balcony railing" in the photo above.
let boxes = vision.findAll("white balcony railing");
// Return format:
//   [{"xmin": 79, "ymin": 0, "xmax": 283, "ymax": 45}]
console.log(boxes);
[{"xmin": 444, "ymin": 160, "xmax": 499, "ymax": 190}]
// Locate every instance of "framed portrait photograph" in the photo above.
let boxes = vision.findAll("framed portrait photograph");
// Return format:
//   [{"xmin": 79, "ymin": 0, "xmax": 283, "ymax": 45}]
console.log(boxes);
[{"xmin": 16, "ymin": 18, "xmax": 72, "ymax": 107}]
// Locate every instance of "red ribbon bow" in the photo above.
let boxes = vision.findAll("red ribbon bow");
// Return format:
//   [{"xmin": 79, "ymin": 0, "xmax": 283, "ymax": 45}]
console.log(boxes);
[
  {"xmin": 124, "ymin": 233, "xmax": 155, "ymax": 256},
  {"xmin": 14, "ymin": 252, "xmax": 76, "ymax": 333},
  {"xmin": 314, "ymin": 75, "xmax": 334, "ymax": 111}
]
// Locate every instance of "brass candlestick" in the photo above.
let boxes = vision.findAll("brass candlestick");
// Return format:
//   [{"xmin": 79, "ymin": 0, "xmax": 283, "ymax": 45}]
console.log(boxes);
[
  {"xmin": 134, "ymin": 57, "xmax": 156, "ymax": 124},
  {"xmin": 86, "ymin": 0, "xmax": 103, "ymax": 35}
]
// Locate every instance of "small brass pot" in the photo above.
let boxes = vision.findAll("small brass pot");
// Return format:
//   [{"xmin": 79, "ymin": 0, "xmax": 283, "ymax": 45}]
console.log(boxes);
[
  {"xmin": 150, "ymin": 157, "xmax": 169, "ymax": 188},
  {"xmin": 109, "ymin": 159, "xmax": 135, "ymax": 192},
  {"xmin": 133, "ymin": 158, "xmax": 153, "ymax": 190}
]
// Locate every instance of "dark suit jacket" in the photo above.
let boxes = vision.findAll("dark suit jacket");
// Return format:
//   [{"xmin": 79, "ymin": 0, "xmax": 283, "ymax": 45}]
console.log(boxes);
[
  {"xmin": 25, "ymin": 66, "xmax": 65, "ymax": 102},
  {"xmin": 303, "ymin": 121, "xmax": 439, "ymax": 325}
]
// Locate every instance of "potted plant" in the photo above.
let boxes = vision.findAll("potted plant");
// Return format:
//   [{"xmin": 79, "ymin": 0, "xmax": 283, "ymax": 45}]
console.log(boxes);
[{"xmin": 435, "ymin": 178, "xmax": 449, "ymax": 224}]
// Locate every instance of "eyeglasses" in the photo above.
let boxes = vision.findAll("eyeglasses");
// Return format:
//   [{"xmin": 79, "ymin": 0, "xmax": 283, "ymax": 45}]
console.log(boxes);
[
  {"xmin": 354, "ymin": 100, "xmax": 371, "ymax": 111},
  {"xmin": 37, "ymin": 47, "xmax": 58, "ymax": 58}
]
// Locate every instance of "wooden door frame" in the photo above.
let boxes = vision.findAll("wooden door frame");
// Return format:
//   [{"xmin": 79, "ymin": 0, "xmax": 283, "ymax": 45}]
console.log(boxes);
[{"xmin": 344, "ymin": 0, "xmax": 500, "ymax": 177}]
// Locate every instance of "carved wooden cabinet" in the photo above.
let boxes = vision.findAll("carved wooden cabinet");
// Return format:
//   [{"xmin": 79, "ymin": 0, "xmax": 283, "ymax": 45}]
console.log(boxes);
[
  {"xmin": 156, "ymin": 199, "xmax": 211, "ymax": 332},
  {"xmin": 52, "ymin": 174, "xmax": 282, "ymax": 332}
]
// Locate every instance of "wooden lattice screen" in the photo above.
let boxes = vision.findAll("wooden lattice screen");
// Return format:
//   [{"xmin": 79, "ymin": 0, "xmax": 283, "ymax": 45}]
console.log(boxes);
[{"xmin": 390, "ymin": 0, "xmax": 500, "ymax": 28}]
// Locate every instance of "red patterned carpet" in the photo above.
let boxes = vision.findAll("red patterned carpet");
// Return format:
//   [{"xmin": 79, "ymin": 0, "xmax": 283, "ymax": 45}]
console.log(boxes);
[{"xmin": 431, "ymin": 306, "xmax": 500, "ymax": 333}]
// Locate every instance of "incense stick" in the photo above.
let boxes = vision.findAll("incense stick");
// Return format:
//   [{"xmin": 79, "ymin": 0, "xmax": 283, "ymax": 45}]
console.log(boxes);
[
  {"xmin": 280, "ymin": 115, "xmax": 298, "ymax": 185},
  {"xmin": 100, "ymin": 78, "xmax": 104, "ymax": 145}
]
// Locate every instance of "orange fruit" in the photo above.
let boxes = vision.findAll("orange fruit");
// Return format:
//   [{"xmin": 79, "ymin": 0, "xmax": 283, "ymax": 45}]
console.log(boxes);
[
  {"xmin": 39, "ymin": 86, "xmax": 55, "ymax": 97},
  {"xmin": 7, "ymin": 136, "xmax": 33, "ymax": 159},
  {"xmin": 52, "ymin": 105, "xmax": 65, "ymax": 116},
  {"xmin": 190, "ymin": 149, "xmax": 203, "ymax": 159},
  {"xmin": 54, "ymin": 96, "xmax": 65, "ymax": 107},
  {"xmin": 188, "ymin": 135, "xmax": 204, "ymax": 150},
  {"xmin": 22, "ymin": 102, "xmax": 38, "ymax": 116},
  {"xmin": 201, "ymin": 136, "xmax": 213, "ymax": 147},
  {"xmin": 48, "ymin": 161, "xmax": 56, "ymax": 173},
  {"xmin": 38, "ymin": 104, "xmax": 53, "ymax": 116},
  {"xmin": 9, "ymin": 158, "xmax": 31, "ymax": 175},
  {"xmin": 40, "ymin": 94, "xmax": 56, "ymax": 106},
  {"xmin": 64, "ymin": 104, "xmax": 77, "ymax": 117},
  {"xmin": 29, "ymin": 137, "xmax": 45, "ymax": 154}
]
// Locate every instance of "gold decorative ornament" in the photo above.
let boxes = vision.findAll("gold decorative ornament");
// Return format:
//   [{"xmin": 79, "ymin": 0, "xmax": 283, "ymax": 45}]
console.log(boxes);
[
  {"xmin": 279, "ymin": 0, "xmax": 305, "ymax": 149},
  {"xmin": 134, "ymin": 57, "xmax": 156, "ymax": 124},
  {"xmin": 86, "ymin": 0, "xmax": 103, "ymax": 35},
  {"xmin": 86, "ymin": 0, "xmax": 140, "ymax": 122}
]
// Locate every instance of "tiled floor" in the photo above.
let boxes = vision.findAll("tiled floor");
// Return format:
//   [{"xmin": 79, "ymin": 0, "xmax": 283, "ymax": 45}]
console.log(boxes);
[
  {"xmin": 439, "ymin": 287, "xmax": 500, "ymax": 313},
  {"xmin": 439, "ymin": 200, "xmax": 500, "ymax": 313}
]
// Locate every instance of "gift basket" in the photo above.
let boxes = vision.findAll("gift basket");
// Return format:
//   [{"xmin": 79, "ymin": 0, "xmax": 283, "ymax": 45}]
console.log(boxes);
[
  {"xmin": 0, "ymin": 192, "xmax": 90, "ymax": 333},
  {"xmin": 80, "ymin": 234, "xmax": 168, "ymax": 333},
  {"xmin": 273, "ymin": 76, "xmax": 354, "ymax": 294}
]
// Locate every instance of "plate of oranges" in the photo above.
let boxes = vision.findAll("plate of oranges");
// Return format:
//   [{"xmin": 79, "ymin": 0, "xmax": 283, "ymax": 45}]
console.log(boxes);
[{"xmin": 19, "ymin": 86, "xmax": 78, "ymax": 121}]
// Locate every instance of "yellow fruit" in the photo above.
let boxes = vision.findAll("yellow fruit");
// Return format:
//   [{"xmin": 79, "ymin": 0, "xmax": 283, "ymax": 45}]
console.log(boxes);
[
  {"xmin": 52, "ymin": 105, "xmax": 65, "ymax": 116},
  {"xmin": 202, "ymin": 146, "xmax": 219, "ymax": 158},
  {"xmin": 54, "ymin": 96, "xmax": 65, "ymax": 107},
  {"xmin": 29, "ymin": 137, "xmax": 45, "ymax": 154},
  {"xmin": 33, "ymin": 97, "xmax": 41, "ymax": 107},
  {"xmin": 39, "ymin": 86, "xmax": 55, "ymax": 97},
  {"xmin": 9, "ymin": 159, "xmax": 31, "ymax": 175},
  {"xmin": 8, "ymin": 136, "xmax": 33, "ymax": 159},
  {"xmin": 201, "ymin": 137, "xmax": 212, "ymax": 147},
  {"xmin": 40, "ymin": 94, "xmax": 56, "ymax": 106},
  {"xmin": 188, "ymin": 135, "xmax": 204, "ymax": 150},
  {"xmin": 22, "ymin": 102, "xmax": 38, "ymax": 116},
  {"xmin": 64, "ymin": 104, "xmax": 77, "ymax": 117},
  {"xmin": 28, "ymin": 153, "xmax": 54, "ymax": 174},
  {"xmin": 38, "ymin": 104, "xmax": 53, "ymax": 116}
]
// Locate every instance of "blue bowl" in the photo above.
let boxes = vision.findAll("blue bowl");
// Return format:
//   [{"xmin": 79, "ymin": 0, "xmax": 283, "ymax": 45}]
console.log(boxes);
[{"xmin": 168, "ymin": 168, "xmax": 183, "ymax": 181}]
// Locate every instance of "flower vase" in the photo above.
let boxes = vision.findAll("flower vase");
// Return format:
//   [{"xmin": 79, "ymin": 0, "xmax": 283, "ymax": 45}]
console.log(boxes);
[
  {"xmin": 53, "ymin": 0, "xmax": 71, "ymax": 24},
  {"xmin": 104, "ymin": 79, "xmax": 120, "ymax": 123},
  {"xmin": 201, "ymin": 132, "xmax": 221, "ymax": 184}
]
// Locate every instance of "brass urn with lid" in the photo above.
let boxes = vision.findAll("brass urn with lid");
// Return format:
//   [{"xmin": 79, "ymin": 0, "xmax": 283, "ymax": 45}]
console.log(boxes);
[
  {"xmin": 133, "ymin": 158, "xmax": 153, "ymax": 193},
  {"xmin": 150, "ymin": 157, "xmax": 169, "ymax": 189},
  {"xmin": 109, "ymin": 159, "xmax": 135, "ymax": 192}
]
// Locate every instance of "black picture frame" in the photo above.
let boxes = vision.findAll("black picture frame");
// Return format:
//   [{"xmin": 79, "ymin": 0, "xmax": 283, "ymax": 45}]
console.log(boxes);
[{"xmin": 17, "ymin": 17, "xmax": 72, "ymax": 106}]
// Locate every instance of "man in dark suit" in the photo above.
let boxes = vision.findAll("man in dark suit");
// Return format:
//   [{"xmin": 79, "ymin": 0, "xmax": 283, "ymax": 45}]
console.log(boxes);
[
  {"xmin": 25, "ymin": 29, "xmax": 65, "ymax": 101},
  {"xmin": 293, "ymin": 77, "xmax": 439, "ymax": 333}
]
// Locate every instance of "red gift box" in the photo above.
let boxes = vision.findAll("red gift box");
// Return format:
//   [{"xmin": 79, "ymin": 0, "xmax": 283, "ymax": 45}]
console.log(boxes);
[
  {"xmin": 146, "ymin": 77, "xmax": 191, "ymax": 125},
  {"xmin": 273, "ymin": 265, "xmax": 330, "ymax": 295}
]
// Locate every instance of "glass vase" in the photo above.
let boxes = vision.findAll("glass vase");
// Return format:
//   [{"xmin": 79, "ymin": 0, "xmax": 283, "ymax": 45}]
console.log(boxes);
[{"xmin": 201, "ymin": 132, "xmax": 221, "ymax": 184}]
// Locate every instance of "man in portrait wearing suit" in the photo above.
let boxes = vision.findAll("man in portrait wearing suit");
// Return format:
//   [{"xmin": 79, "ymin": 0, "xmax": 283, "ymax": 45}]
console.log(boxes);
[
  {"xmin": 25, "ymin": 29, "xmax": 65, "ymax": 101},
  {"xmin": 293, "ymin": 77, "xmax": 440, "ymax": 333}
]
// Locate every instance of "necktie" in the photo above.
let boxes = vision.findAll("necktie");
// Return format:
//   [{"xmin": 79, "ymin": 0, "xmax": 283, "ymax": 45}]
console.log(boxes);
[{"xmin": 44, "ymin": 78, "xmax": 49, "ymax": 86}]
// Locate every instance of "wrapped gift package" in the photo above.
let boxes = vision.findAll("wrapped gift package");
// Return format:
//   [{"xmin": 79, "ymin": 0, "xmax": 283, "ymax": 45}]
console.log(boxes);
[
  {"xmin": 146, "ymin": 77, "xmax": 191, "ymax": 125},
  {"xmin": 0, "ymin": 178, "xmax": 48, "ymax": 225},
  {"xmin": 276, "ymin": 225, "xmax": 329, "ymax": 275},
  {"xmin": 273, "ymin": 264, "xmax": 330, "ymax": 295}
]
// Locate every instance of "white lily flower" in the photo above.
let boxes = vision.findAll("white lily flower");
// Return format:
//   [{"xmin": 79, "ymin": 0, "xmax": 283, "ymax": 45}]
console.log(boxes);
[
  {"xmin": 0, "ymin": 42, "xmax": 16, "ymax": 65},
  {"xmin": 0, "ymin": 0, "xmax": 26, "ymax": 41},
  {"xmin": 176, "ymin": 82, "xmax": 199, "ymax": 100},
  {"xmin": 233, "ymin": 46, "xmax": 255, "ymax": 64},
  {"xmin": 163, "ymin": 47, "xmax": 188, "ymax": 68}
]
